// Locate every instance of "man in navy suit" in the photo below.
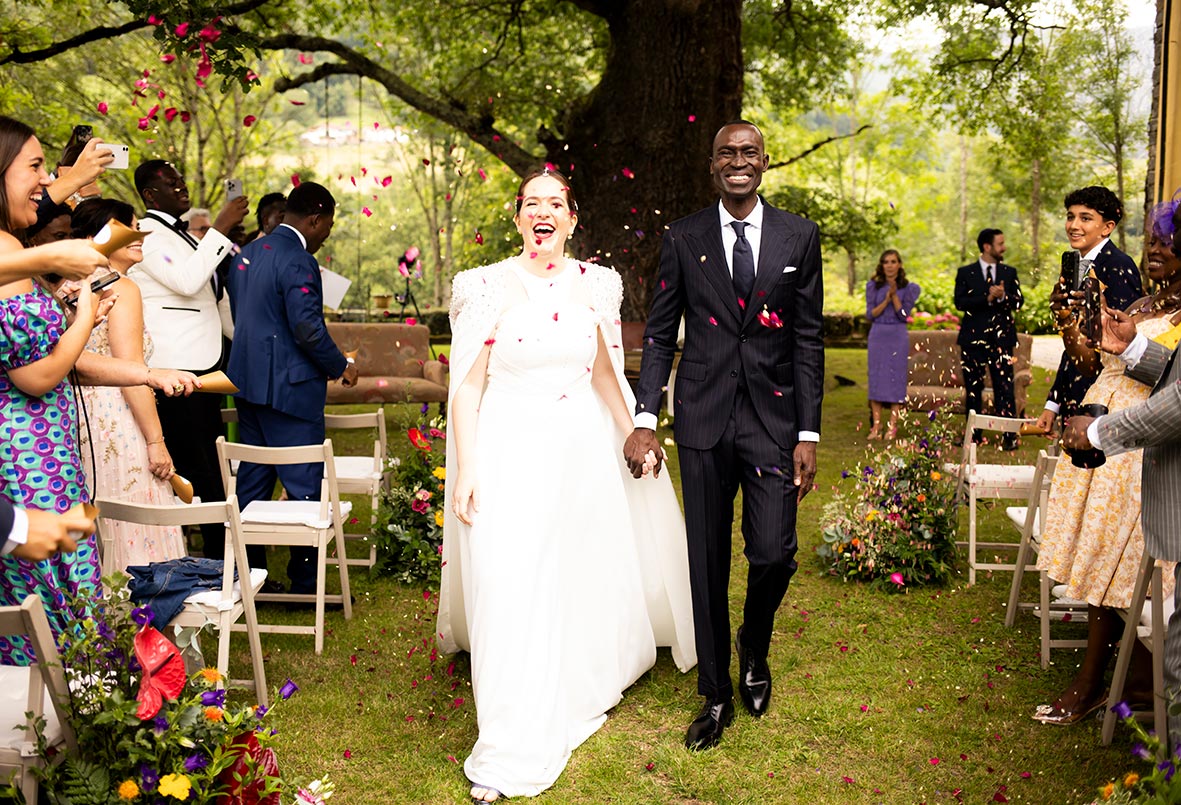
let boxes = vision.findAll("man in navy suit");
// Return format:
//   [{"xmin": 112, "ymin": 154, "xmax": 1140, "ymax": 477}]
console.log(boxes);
[
  {"xmin": 625, "ymin": 121, "xmax": 824, "ymax": 750},
  {"xmin": 954, "ymin": 228, "xmax": 1024, "ymax": 449},
  {"xmin": 225, "ymin": 182, "xmax": 357, "ymax": 594},
  {"xmin": 1035, "ymin": 186, "xmax": 1143, "ymax": 433}
]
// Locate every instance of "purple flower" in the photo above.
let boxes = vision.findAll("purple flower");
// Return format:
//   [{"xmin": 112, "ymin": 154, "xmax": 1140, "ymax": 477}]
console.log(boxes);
[
  {"xmin": 255, "ymin": 705, "xmax": 268, "ymax": 719},
  {"xmin": 184, "ymin": 753, "xmax": 209, "ymax": 772},
  {"xmin": 420, "ymin": 403, "xmax": 430, "ymax": 415},
  {"xmin": 280, "ymin": 678, "xmax": 299, "ymax": 700},
  {"xmin": 1133, "ymin": 742, "xmax": 1152, "ymax": 760},
  {"xmin": 140, "ymin": 764, "xmax": 159, "ymax": 790},
  {"xmin": 928, "ymin": 410, "xmax": 937, "ymax": 421},
  {"xmin": 152, "ymin": 715, "xmax": 169, "ymax": 736},
  {"xmin": 96, "ymin": 620, "xmax": 114, "ymax": 641},
  {"xmin": 1114, "ymin": 701, "xmax": 1134, "ymax": 720},
  {"xmin": 840, "ymin": 470, "xmax": 850, "ymax": 479},
  {"xmin": 132, "ymin": 605, "xmax": 153, "ymax": 626},
  {"xmin": 201, "ymin": 689, "xmax": 226, "ymax": 707},
  {"xmin": 1159, "ymin": 760, "xmax": 1176, "ymax": 781}
]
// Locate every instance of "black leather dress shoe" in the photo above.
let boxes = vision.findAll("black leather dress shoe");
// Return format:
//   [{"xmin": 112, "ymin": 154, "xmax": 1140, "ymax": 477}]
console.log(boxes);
[
  {"xmin": 736, "ymin": 626, "xmax": 772, "ymax": 717},
  {"xmin": 684, "ymin": 698, "xmax": 734, "ymax": 750}
]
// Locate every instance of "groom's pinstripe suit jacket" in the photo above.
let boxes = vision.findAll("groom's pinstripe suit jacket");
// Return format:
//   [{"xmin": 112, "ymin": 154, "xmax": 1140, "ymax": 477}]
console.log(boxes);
[{"xmin": 1098, "ymin": 339, "xmax": 1181, "ymax": 562}]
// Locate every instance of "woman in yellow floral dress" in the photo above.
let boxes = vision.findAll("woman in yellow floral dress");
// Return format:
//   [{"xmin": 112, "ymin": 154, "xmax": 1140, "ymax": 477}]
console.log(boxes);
[{"xmin": 1034, "ymin": 201, "xmax": 1181, "ymax": 724}]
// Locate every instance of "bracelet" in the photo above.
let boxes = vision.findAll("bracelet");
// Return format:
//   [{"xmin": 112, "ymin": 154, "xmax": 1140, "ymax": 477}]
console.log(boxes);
[{"xmin": 147, "ymin": 439, "xmax": 165, "ymax": 446}]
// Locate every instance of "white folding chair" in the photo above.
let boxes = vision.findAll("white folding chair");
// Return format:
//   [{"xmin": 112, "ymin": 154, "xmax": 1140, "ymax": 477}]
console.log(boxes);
[
  {"xmin": 96, "ymin": 496, "xmax": 269, "ymax": 707},
  {"xmin": 0, "ymin": 596, "xmax": 77, "ymax": 804},
  {"xmin": 216, "ymin": 437, "xmax": 353, "ymax": 655},
  {"xmin": 948, "ymin": 411, "xmax": 1039, "ymax": 584},
  {"xmin": 1102, "ymin": 552, "xmax": 1172, "ymax": 749},
  {"xmin": 1001, "ymin": 451, "xmax": 1087, "ymax": 668},
  {"xmin": 325, "ymin": 408, "xmax": 390, "ymax": 569}
]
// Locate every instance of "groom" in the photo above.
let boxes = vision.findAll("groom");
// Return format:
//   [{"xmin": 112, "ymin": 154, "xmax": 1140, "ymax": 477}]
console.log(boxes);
[{"xmin": 625, "ymin": 121, "xmax": 824, "ymax": 750}]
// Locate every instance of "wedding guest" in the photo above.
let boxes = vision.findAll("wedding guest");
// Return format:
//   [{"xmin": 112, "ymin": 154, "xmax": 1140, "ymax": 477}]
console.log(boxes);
[
  {"xmin": 25, "ymin": 202, "xmax": 72, "ymax": 246},
  {"xmin": 438, "ymin": 168, "xmax": 695, "ymax": 802},
  {"xmin": 0, "ymin": 115, "xmax": 197, "ymax": 661},
  {"xmin": 0, "ymin": 499, "xmax": 94, "ymax": 561},
  {"xmin": 1033, "ymin": 199, "xmax": 1181, "ymax": 724},
  {"xmin": 865, "ymin": 249, "xmax": 919, "ymax": 439},
  {"xmin": 247, "ymin": 192, "xmax": 286, "ymax": 242},
  {"xmin": 180, "ymin": 207, "xmax": 212, "ymax": 241},
  {"xmin": 68, "ymin": 198, "xmax": 185, "ymax": 569}
]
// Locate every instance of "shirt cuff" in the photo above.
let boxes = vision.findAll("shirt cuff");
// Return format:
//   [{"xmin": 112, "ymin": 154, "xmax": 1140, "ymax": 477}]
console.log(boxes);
[
  {"xmin": 2, "ymin": 507, "xmax": 28, "ymax": 556},
  {"xmin": 1043, "ymin": 400, "xmax": 1060, "ymax": 414},
  {"xmin": 1087, "ymin": 417, "xmax": 1104, "ymax": 451},
  {"xmin": 1120, "ymin": 333, "xmax": 1149, "ymax": 368},
  {"xmin": 798, "ymin": 430, "xmax": 820, "ymax": 443},
  {"xmin": 633, "ymin": 412, "xmax": 659, "ymax": 431}
]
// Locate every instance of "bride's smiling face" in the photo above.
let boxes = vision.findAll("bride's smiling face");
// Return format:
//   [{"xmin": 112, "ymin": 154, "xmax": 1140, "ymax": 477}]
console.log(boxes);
[{"xmin": 514, "ymin": 174, "xmax": 577, "ymax": 257}]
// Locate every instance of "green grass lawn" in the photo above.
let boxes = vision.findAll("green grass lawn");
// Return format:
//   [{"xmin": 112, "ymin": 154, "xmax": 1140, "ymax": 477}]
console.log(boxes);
[{"xmin": 232, "ymin": 349, "xmax": 1137, "ymax": 804}]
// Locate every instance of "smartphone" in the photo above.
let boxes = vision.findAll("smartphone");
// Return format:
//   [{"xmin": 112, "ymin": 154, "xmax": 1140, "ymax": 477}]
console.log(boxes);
[
  {"xmin": 1060, "ymin": 250, "xmax": 1081, "ymax": 292},
  {"xmin": 99, "ymin": 143, "xmax": 130, "ymax": 170},
  {"xmin": 72, "ymin": 125, "xmax": 93, "ymax": 145},
  {"xmin": 225, "ymin": 178, "xmax": 244, "ymax": 201},
  {"xmin": 64, "ymin": 271, "xmax": 120, "ymax": 307}
]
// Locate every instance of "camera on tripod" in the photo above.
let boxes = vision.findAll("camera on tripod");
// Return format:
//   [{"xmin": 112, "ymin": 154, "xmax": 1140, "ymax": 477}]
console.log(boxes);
[{"xmin": 395, "ymin": 246, "xmax": 423, "ymax": 323}]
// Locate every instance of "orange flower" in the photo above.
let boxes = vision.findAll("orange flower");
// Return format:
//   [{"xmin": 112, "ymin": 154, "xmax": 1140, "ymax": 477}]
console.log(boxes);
[
  {"xmin": 1102, "ymin": 782, "xmax": 1115, "ymax": 799},
  {"xmin": 850, "ymin": 538, "xmax": 861, "ymax": 548},
  {"xmin": 916, "ymin": 494, "xmax": 926, "ymax": 503},
  {"xmin": 204, "ymin": 706, "xmax": 223, "ymax": 722},
  {"xmin": 1124, "ymin": 772, "xmax": 1139, "ymax": 787},
  {"xmin": 199, "ymin": 667, "xmax": 222, "ymax": 684}
]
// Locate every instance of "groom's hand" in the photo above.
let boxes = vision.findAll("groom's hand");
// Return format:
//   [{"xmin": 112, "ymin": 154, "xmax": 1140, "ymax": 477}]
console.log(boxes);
[
  {"xmin": 624, "ymin": 428, "xmax": 664, "ymax": 479},
  {"xmin": 793, "ymin": 442, "xmax": 817, "ymax": 502}
]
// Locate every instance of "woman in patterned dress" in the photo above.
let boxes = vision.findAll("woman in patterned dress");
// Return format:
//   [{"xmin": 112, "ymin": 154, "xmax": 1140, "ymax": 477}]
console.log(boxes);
[
  {"xmin": 1033, "ymin": 199, "xmax": 1181, "ymax": 724},
  {"xmin": 0, "ymin": 115, "xmax": 196, "ymax": 662},
  {"xmin": 67, "ymin": 199, "xmax": 184, "ymax": 570}
]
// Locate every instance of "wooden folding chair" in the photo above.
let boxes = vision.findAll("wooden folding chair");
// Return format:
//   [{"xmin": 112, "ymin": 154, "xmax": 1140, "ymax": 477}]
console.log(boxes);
[
  {"xmin": 96, "ymin": 496, "xmax": 269, "ymax": 707},
  {"xmin": 216, "ymin": 437, "xmax": 353, "ymax": 655},
  {"xmin": 0, "ymin": 596, "xmax": 77, "ymax": 804},
  {"xmin": 949, "ymin": 410, "xmax": 1039, "ymax": 584},
  {"xmin": 1102, "ymin": 552, "xmax": 1171, "ymax": 749},
  {"xmin": 325, "ymin": 408, "xmax": 390, "ymax": 569}
]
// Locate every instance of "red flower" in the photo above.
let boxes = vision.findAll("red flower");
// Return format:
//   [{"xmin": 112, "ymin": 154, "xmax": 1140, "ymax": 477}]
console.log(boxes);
[{"xmin": 408, "ymin": 428, "xmax": 431, "ymax": 451}]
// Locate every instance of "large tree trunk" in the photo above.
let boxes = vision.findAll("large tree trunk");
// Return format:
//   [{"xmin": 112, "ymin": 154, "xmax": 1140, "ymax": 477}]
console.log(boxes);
[
  {"xmin": 959, "ymin": 136, "xmax": 969, "ymax": 263},
  {"xmin": 845, "ymin": 247, "xmax": 857, "ymax": 296},
  {"xmin": 554, "ymin": 0, "xmax": 744, "ymax": 320},
  {"xmin": 1030, "ymin": 157, "xmax": 1042, "ymax": 287}
]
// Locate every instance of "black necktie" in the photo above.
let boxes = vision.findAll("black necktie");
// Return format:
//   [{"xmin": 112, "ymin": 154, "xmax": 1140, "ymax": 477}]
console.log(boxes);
[
  {"xmin": 731, "ymin": 221, "xmax": 755, "ymax": 303},
  {"xmin": 986, "ymin": 265, "xmax": 995, "ymax": 285}
]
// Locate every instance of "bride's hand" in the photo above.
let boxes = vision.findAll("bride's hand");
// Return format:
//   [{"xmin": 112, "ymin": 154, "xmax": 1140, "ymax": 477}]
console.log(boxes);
[{"xmin": 453, "ymin": 472, "xmax": 480, "ymax": 526}]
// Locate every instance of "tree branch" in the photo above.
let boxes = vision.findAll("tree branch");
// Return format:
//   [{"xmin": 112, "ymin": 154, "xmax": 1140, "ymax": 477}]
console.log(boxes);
[
  {"xmin": 766, "ymin": 125, "xmax": 871, "ymax": 171},
  {"xmin": 261, "ymin": 33, "xmax": 541, "ymax": 175}
]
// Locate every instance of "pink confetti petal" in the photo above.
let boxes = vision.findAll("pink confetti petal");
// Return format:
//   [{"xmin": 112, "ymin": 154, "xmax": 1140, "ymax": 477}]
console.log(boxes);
[
  {"xmin": 291, "ymin": 173, "xmax": 301, "ymax": 187},
  {"xmin": 97, "ymin": 102, "xmax": 109, "ymax": 116},
  {"xmin": 298, "ymin": 53, "xmax": 313, "ymax": 64},
  {"xmin": 381, "ymin": 175, "xmax": 392, "ymax": 187},
  {"xmin": 343, "ymin": 749, "xmax": 352, "ymax": 760},
  {"xmin": 361, "ymin": 207, "xmax": 372, "ymax": 217},
  {"xmin": 621, "ymin": 167, "xmax": 635, "ymax": 179},
  {"xmin": 174, "ymin": 22, "xmax": 190, "ymax": 37},
  {"xmin": 289, "ymin": 100, "xmax": 306, "ymax": 106},
  {"xmin": 243, "ymin": 115, "xmax": 257, "ymax": 127},
  {"xmin": 160, "ymin": 54, "xmax": 176, "ymax": 64}
]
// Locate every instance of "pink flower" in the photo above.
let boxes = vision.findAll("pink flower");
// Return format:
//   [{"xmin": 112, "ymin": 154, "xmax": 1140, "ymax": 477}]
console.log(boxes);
[
  {"xmin": 890, "ymin": 572, "xmax": 905, "ymax": 586},
  {"xmin": 147, "ymin": 15, "xmax": 163, "ymax": 25},
  {"xmin": 174, "ymin": 22, "xmax": 190, "ymax": 37},
  {"xmin": 198, "ymin": 24, "xmax": 221, "ymax": 43},
  {"xmin": 96, "ymin": 102, "xmax": 109, "ymax": 116},
  {"xmin": 160, "ymin": 54, "xmax": 176, "ymax": 64},
  {"xmin": 411, "ymin": 500, "xmax": 430, "ymax": 514},
  {"xmin": 414, "ymin": 489, "xmax": 432, "ymax": 502}
]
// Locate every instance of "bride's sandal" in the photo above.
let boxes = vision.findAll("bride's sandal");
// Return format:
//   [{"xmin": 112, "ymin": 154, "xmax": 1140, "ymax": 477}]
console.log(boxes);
[{"xmin": 470, "ymin": 785, "xmax": 503, "ymax": 803}]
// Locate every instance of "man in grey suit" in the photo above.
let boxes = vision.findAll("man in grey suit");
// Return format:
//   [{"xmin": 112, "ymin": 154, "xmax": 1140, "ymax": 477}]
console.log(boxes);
[{"xmin": 1064, "ymin": 205, "xmax": 1181, "ymax": 744}]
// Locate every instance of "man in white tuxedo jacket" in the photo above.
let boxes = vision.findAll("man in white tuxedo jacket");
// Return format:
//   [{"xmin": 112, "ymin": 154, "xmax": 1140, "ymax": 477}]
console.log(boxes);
[{"xmin": 128, "ymin": 160, "xmax": 248, "ymax": 560}]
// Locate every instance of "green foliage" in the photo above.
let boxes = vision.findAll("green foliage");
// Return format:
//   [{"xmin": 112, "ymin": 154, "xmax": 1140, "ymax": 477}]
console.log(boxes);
[
  {"xmin": 817, "ymin": 411, "xmax": 960, "ymax": 589},
  {"xmin": 1088, "ymin": 704, "xmax": 1181, "ymax": 803},
  {"xmin": 373, "ymin": 410, "xmax": 446, "ymax": 584}
]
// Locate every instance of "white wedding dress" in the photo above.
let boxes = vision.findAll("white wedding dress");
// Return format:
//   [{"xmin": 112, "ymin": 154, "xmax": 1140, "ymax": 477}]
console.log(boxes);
[{"xmin": 438, "ymin": 260, "xmax": 695, "ymax": 798}]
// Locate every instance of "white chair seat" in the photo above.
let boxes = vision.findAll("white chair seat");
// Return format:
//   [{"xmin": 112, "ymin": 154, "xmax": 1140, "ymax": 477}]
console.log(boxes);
[
  {"xmin": 968, "ymin": 464, "xmax": 1037, "ymax": 488},
  {"xmin": 330, "ymin": 456, "xmax": 383, "ymax": 482},
  {"xmin": 240, "ymin": 500, "xmax": 353, "ymax": 529},
  {"xmin": 0, "ymin": 666, "xmax": 61, "ymax": 753},
  {"xmin": 184, "ymin": 568, "xmax": 269, "ymax": 611},
  {"xmin": 1050, "ymin": 584, "xmax": 1088, "ymax": 607},
  {"xmin": 1140, "ymin": 590, "xmax": 1176, "ymax": 629}
]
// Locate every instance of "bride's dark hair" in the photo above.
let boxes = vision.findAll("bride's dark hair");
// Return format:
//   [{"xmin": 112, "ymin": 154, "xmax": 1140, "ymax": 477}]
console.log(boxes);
[{"xmin": 515, "ymin": 166, "xmax": 578, "ymax": 215}]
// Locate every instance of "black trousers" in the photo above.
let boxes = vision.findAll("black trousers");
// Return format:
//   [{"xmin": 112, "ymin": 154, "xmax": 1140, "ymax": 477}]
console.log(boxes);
[
  {"xmin": 155, "ymin": 387, "xmax": 227, "ymax": 558},
  {"xmin": 676, "ymin": 386, "xmax": 799, "ymax": 701},
  {"xmin": 960, "ymin": 344, "xmax": 1016, "ymax": 420}
]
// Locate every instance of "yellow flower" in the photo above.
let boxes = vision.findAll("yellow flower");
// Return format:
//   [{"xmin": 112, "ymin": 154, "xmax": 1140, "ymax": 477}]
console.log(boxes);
[
  {"xmin": 158, "ymin": 774, "xmax": 192, "ymax": 800},
  {"xmin": 204, "ymin": 706, "xmax": 223, "ymax": 722},
  {"xmin": 1102, "ymin": 782, "xmax": 1115, "ymax": 800},
  {"xmin": 1124, "ymin": 772, "xmax": 1139, "ymax": 787},
  {"xmin": 865, "ymin": 509, "xmax": 879, "ymax": 522},
  {"xmin": 930, "ymin": 471, "xmax": 942, "ymax": 481},
  {"xmin": 198, "ymin": 667, "xmax": 222, "ymax": 684},
  {"xmin": 434, "ymin": 510, "xmax": 445, "ymax": 527},
  {"xmin": 432, "ymin": 466, "xmax": 446, "ymax": 480},
  {"xmin": 117, "ymin": 779, "xmax": 140, "ymax": 800}
]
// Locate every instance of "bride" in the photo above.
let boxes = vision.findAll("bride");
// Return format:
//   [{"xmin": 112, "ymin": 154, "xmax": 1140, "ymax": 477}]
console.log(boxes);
[{"xmin": 437, "ymin": 168, "xmax": 696, "ymax": 802}]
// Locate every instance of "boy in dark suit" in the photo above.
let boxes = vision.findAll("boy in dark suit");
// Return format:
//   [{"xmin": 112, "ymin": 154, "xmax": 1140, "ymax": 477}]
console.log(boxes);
[{"xmin": 954, "ymin": 228, "xmax": 1024, "ymax": 449}]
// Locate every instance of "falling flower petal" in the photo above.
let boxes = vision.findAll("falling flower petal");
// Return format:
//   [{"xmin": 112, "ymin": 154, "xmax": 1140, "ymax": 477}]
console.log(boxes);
[
  {"xmin": 160, "ymin": 54, "xmax": 176, "ymax": 64},
  {"xmin": 362, "ymin": 207, "xmax": 372, "ymax": 217},
  {"xmin": 298, "ymin": 53, "xmax": 313, "ymax": 64},
  {"xmin": 243, "ymin": 115, "xmax": 257, "ymax": 127},
  {"xmin": 174, "ymin": 22, "xmax": 190, "ymax": 37},
  {"xmin": 291, "ymin": 173, "xmax": 301, "ymax": 187},
  {"xmin": 97, "ymin": 102, "xmax": 109, "ymax": 116},
  {"xmin": 621, "ymin": 167, "xmax": 635, "ymax": 179}
]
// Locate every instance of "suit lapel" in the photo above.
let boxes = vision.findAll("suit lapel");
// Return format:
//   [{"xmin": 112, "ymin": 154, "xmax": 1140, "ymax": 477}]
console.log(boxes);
[
  {"xmin": 742, "ymin": 209, "xmax": 798, "ymax": 328},
  {"xmin": 685, "ymin": 210, "xmax": 741, "ymax": 323}
]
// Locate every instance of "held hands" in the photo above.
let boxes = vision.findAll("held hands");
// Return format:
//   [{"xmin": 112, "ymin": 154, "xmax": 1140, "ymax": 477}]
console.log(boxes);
[
  {"xmin": 1061, "ymin": 415, "xmax": 1096, "ymax": 451},
  {"xmin": 213, "ymin": 196, "xmax": 250, "ymax": 236},
  {"xmin": 793, "ymin": 442, "xmax": 817, "ymax": 502},
  {"xmin": 1092, "ymin": 305, "xmax": 1137, "ymax": 354},
  {"xmin": 146, "ymin": 368, "xmax": 200, "ymax": 397},
  {"xmin": 453, "ymin": 471, "xmax": 479, "ymax": 526},
  {"xmin": 987, "ymin": 283, "xmax": 1006, "ymax": 302},
  {"xmin": 18, "ymin": 509, "xmax": 93, "ymax": 561},
  {"xmin": 623, "ymin": 428, "xmax": 665, "ymax": 479}
]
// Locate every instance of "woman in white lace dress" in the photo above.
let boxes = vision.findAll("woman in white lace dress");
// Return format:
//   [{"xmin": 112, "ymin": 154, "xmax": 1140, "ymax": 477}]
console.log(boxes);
[{"xmin": 437, "ymin": 169, "xmax": 696, "ymax": 802}]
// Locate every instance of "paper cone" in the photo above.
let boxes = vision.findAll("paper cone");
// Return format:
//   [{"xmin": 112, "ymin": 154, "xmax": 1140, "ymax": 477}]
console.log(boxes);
[
  {"xmin": 170, "ymin": 473, "xmax": 194, "ymax": 504},
  {"xmin": 195, "ymin": 370, "xmax": 239, "ymax": 394},
  {"xmin": 92, "ymin": 219, "xmax": 146, "ymax": 258},
  {"xmin": 345, "ymin": 349, "xmax": 358, "ymax": 361},
  {"xmin": 1018, "ymin": 423, "xmax": 1050, "ymax": 437}
]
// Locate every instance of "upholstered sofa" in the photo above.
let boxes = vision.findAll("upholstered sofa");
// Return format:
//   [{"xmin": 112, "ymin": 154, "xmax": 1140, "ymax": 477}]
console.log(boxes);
[
  {"xmin": 906, "ymin": 329, "xmax": 1034, "ymax": 415},
  {"xmin": 325, "ymin": 323, "xmax": 448, "ymax": 405}
]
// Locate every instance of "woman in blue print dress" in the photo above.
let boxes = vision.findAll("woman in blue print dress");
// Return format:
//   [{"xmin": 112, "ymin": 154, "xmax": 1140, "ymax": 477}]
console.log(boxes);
[
  {"xmin": 0, "ymin": 116, "xmax": 196, "ymax": 663},
  {"xmin": 865, "ymin": 249, "xmax": 920, "ymax": 439}
]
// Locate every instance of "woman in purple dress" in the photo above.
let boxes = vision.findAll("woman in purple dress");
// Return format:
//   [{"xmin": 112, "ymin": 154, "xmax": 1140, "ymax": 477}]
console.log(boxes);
[{"xmin": 865, "ymin": 250, "xmax": 920, "ymax": 439}]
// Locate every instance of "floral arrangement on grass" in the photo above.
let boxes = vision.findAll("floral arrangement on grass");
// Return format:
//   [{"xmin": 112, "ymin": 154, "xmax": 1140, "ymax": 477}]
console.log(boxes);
[
  {"xmin": 15, "ymin": 576, "xmax": 322, "ymax": 805},
  {"xmin": 817, "ymin": 410, "xmax": 960, "ymax": 590},
  {"xmin": 1088, "ymin": 701, "xmax": 1181, "ymax": 803},
  {"xmin": 905, "ymin": 310, "xmax": 961, "ymax": 330},
  {"xmin": 374, "ymin": 405, "xmax": 447, "ymax": 583}
]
